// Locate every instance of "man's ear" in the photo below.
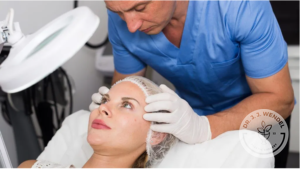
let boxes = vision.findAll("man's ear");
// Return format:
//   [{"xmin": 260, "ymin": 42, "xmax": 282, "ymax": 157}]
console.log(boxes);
[{"xmin": 150, "ymin": 131, "xmax": 167, "ymax": 145}]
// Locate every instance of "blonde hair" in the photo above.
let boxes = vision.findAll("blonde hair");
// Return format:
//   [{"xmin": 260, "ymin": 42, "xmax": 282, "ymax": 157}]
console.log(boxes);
[{"xmin": 112, "ymin": 76, "xmax": 178, "ymax": 168}]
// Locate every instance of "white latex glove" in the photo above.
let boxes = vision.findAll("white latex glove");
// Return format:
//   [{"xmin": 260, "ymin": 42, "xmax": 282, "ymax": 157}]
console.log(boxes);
[
  {"xmin": 143, "ymin": 84, "xmax": 212, "ymax": 144},
  {"xmin": 89, "ymin": 86, "xmax": 109, "ymax": 111}
]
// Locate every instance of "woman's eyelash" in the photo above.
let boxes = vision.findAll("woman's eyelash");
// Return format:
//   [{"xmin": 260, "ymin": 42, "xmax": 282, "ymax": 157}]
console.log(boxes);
[
  {"xmin": 122, "ymin": 101, "xmax": 132, "ymax": 109},
  {"xmin": 100, "ymin": 98, "xmax": 133, "ymax": 109},
  {"xmin": 101, "ymin": 97, "xmax": 108, "ymax": 104}
]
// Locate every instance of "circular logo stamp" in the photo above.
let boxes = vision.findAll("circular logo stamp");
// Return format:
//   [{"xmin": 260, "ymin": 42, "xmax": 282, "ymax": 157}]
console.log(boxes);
[{"xmin": 239, "ymin": 109, "xmax": 289, "ymax": 158}]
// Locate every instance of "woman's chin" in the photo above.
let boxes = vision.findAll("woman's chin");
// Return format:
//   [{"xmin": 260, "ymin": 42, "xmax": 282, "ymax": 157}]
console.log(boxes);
[{"xmin": 87, "ymin": 133, "xmax": 106, "ymax": 146}]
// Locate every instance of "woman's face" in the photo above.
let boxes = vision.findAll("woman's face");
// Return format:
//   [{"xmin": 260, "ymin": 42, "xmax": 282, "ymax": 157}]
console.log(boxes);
[{"xmin": 87, "ymin": 81, "xmax": 151, "ymax": 155}]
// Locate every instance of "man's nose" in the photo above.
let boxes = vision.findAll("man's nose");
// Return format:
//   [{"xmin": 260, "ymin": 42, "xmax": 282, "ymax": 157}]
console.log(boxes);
[
  {"xmin": 99, "ymin": 104, "xmax": 112, "ymax": 117},
  {"xmin": 124, "ymin": 13, "xmax": 142, "ymax": 33}
]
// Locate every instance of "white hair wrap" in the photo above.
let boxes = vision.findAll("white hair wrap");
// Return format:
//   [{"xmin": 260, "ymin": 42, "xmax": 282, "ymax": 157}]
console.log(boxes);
[{"xmin": 112, "ymin": 76, "xmax": 162, "ymax": 97}]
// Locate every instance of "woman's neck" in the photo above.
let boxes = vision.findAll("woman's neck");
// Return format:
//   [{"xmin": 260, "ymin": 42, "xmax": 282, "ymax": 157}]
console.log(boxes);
[{"xmin": 83, "ymin": 151, "xmax": 140, "ymax": 168}]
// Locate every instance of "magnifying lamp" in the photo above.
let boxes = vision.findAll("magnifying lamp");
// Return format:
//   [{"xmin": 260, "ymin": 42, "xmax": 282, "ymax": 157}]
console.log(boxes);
[{"xmin": 0, "ymin": 6, "xmax": 99, "ymax": 93}]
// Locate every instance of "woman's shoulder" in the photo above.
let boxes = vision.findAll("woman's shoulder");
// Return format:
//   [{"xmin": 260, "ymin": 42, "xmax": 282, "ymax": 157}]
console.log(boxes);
[{"xmin": 18, "ymin": 160, "xmax": 74, "ymax": 168}]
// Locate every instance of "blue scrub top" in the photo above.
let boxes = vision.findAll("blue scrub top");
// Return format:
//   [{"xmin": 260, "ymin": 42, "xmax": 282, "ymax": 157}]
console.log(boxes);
[{"xmin": 108, "ymin": 1, "xmax": 289, "ymax": 116}]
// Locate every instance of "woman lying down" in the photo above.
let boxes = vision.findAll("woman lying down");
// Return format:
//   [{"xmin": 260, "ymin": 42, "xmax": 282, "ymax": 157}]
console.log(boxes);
[{"xmin": 19, "ymin": 76, "xmax": 274, "ymax": 168}]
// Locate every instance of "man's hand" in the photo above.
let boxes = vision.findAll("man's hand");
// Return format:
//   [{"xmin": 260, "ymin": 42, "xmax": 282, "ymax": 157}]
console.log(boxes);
[
  {"xmin": 89, "ymin": 86, "xmax": 109, "ymax": 111},
  {"xmin": 143, "ymin": 84, "xmax": 212, "ymax": 144}
]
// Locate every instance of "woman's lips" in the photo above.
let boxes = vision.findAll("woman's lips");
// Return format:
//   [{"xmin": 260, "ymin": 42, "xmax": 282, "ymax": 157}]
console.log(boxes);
[{"xmin": 92, "ymin": 119, "xmax": 111, "ymax": 129}]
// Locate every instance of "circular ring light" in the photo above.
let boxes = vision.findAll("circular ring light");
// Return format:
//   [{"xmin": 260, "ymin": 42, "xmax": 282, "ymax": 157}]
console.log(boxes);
[{"xmin": 0, "ymin": 6, "xmax": 99, "ymax": 93}]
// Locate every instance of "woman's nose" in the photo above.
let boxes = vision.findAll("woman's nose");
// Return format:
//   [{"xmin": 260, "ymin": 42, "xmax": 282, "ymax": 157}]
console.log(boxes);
[
  {"xmin": 124, "ymin": 13, "xmax": 142, "ymax": 33},
  {"xmin": 99, "ymin": 104, "xmax": 112, "ymax": 117}
]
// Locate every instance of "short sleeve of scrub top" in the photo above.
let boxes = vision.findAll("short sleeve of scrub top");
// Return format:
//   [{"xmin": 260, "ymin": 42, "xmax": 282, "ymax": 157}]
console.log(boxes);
[
  {"xmin": 108, "ymin": 11, "xmax": 146, "ymax": 74},
  {"xmin": 225, "ymin": 1, "xmax": 288, "ymax": 78}
]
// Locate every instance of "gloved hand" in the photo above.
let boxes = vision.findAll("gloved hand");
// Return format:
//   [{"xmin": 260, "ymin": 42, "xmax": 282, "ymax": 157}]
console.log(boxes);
[
  {"xmin": 143, "ymin": 84, "xmax": 212, "ymax": 144},
  {"xmin": 89, "ymin": 86, "xmax": 109, "ymax": 111}
]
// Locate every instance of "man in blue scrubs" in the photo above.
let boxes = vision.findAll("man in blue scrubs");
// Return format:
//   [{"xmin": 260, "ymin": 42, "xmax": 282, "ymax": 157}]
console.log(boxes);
[{"xmin": 90, "ymin": 1, "xmax": 295, "ymax": 167}]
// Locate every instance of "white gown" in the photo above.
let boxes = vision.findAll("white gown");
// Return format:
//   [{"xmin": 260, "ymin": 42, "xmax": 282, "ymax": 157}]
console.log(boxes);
[{"xmin": 32, "ymin": 160, "xmax": 74, "ymax": 168}]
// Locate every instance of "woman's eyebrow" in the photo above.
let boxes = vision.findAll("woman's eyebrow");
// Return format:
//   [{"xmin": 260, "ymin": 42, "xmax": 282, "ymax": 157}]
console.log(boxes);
[
  {"xmin": 103, "ymin": 94, "xmax": 110, "ymax": 100},
  {"xmin": 122, "ymin": 97, "xmax": 140, "ymax": 105}
]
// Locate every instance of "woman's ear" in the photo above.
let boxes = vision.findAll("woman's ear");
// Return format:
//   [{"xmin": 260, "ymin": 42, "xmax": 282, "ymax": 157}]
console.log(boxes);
[{"xmin": 150, "ymin": 131, "xmax": 167, "ymax": 145}]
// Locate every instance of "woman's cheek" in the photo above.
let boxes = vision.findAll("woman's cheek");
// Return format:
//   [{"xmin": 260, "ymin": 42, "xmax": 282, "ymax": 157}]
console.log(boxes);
[
  {"xmin": 116, "ymin": 107, "xmax": 149, "ymax": 130},
  {"xmin": 117, "ymin": 113, "xmax": 139, "ymax": 129},
  {"xmin": 133, "ymin": 115, "xmax": 151, "ymax": 133}
]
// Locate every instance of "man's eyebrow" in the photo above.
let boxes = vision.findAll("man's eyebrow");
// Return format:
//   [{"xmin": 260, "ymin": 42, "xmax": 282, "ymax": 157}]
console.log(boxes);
[
  {"xmin": 106, "ymin": 0, "xmax": 151, "ymax": 13},
  {"xmin": 122, "ymin": 97, "xmax": 140, "ymax": 105}
]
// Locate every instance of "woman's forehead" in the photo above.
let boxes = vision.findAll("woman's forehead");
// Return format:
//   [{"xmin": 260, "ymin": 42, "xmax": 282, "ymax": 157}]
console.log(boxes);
[{"xmin": 109, "ymin": 81, "xmax": 146, "ymax": 100}]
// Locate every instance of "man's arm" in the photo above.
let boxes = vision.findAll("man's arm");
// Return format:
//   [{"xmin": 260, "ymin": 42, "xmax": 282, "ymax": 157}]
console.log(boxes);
[
  {"xmin": 112, "ymin": 68, "xmax": 146, "ymax": 84},
  {"xmin": 207, "ymin": 63, "xmax": 294, "ymax": 139},
  {"xmin": 18, "ymin": 160, "xmax": 36, "ymax": 168}
]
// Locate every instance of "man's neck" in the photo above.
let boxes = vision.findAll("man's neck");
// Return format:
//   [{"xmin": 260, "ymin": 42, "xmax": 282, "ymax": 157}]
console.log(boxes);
[
  {"xmin": 162, "ymin": 1, "xmax": 189, "ymax": 48},
  {"xmin": 168, "ymin": 1, "xmax": 189, "ymax": 29}
]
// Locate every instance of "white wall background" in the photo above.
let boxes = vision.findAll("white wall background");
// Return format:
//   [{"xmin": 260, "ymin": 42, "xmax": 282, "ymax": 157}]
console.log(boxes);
[
  {"xmin": 287, "ymin": 47, "xmax": 300, "ymax": 153},
  {"xmin": 0, "ymin": 1, "xmax": 108, "ymax": 167}
]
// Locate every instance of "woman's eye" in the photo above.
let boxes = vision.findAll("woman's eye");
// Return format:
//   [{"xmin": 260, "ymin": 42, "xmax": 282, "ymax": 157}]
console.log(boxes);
[
  {"xmin": 122, "ymin": 102, "xmax": 132, "ymax": 109},
  {"xmin": 101, "ymin": 98, "xmax": 108, "ymax": 104}
]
